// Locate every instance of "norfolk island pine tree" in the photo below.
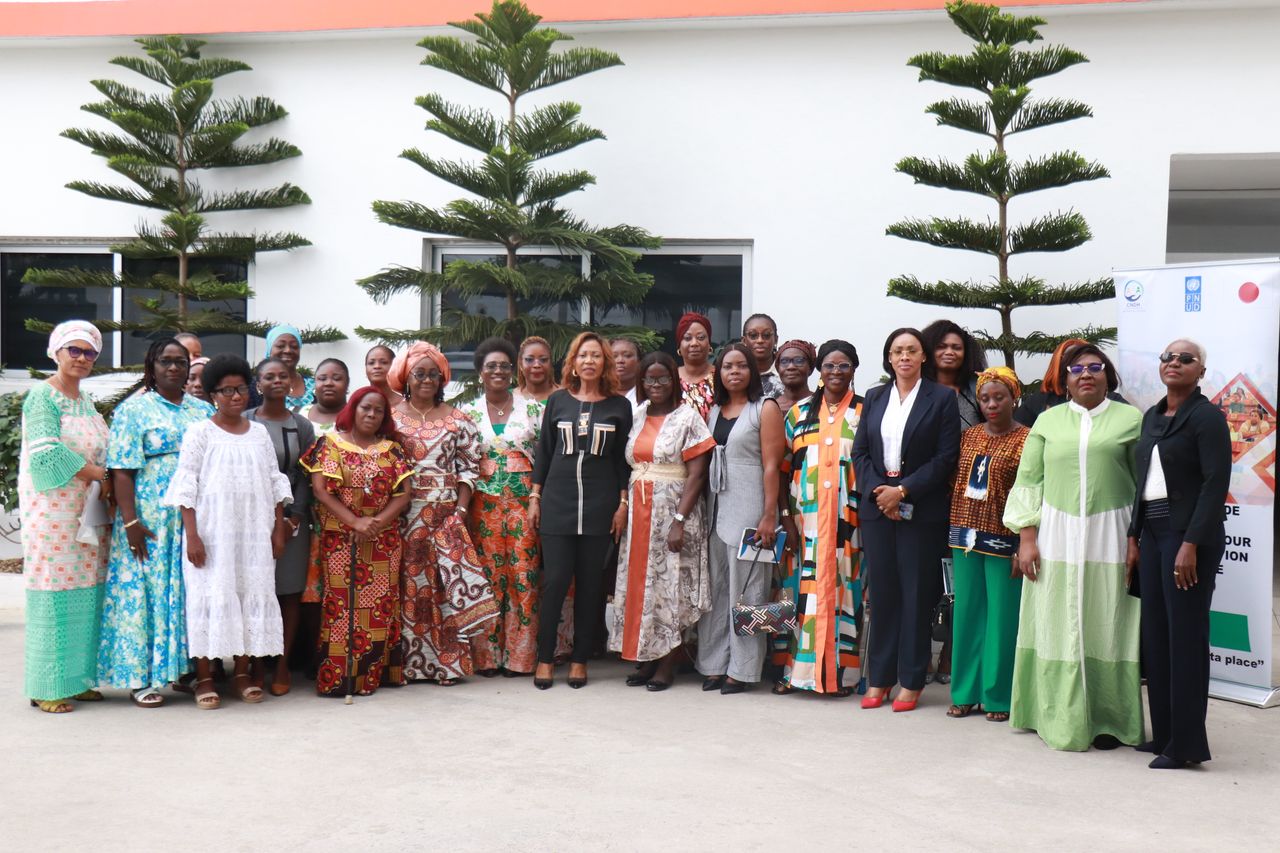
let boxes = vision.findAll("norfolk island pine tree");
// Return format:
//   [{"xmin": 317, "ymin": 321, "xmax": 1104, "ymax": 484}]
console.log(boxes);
[{"xmin": 886, "ymin": 0, "xmax": 1115, "ymax": 372}]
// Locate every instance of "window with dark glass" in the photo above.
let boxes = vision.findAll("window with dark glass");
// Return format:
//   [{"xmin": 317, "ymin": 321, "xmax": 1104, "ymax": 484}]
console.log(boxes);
[
  {"xmin": 438, "ymin": 253, "xmax": 581, "ymax": 379},
  {"xmin": 119, "ymin": 257, "xmax": 249, "ymax": 364},
  {"xmin": 592, "ymin": 254, "xmax": 744, "ymax": 356},
  {"xmin": 1, "ymin": 252, "xmax": 114, "ymax": 369}
]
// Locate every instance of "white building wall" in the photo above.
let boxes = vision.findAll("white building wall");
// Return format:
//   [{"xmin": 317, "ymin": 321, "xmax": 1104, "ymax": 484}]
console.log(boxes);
[{"xmin": 1, "ymin": 3, "xmax": 1278, "ymax": 383}]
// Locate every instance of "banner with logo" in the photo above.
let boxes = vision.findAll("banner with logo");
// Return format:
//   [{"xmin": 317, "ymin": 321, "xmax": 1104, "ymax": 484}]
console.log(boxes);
[{"xmin": 1116, "ymin": 259, "xmax": 1279, "ymax": 705}]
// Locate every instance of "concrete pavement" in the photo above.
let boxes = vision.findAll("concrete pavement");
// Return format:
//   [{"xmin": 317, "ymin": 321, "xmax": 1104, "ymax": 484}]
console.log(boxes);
[{"xmin": 1, "ymin": 608, "xmax": 1276, "ymax": 852}]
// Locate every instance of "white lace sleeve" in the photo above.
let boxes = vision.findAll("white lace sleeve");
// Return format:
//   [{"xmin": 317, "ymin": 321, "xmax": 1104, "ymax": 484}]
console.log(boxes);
[{"xmin": 163, "ymin": 420, "xmax": 209, "ymax": 509}]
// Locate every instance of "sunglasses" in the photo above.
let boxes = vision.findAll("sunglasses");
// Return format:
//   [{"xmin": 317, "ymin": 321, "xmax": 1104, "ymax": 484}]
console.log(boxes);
[
  {"xmin": 1066, "ymin": 363, "xmax": 1106, "ymax": 376},
  {"xmin": 744, "ymin": 331, "xmax": 775, "ymax": 342},
  {"xmin": 63, "ymin": 345, "xmax": 99, "ymax": 362},
  {"xmin": 157, "ymin": 357, "xmax": 190, "ymax": 369},
  {"xmin": 1159, "ymin": 352, "xmax": 1200, "ymax": 365},
  {"xmin": 642, "ymin": 376, "xmax": 673, "ymax": 386},
  {"xmin": 777, "ymin": 356, "xmax": 809, "ymax": 368},
  {"xmin": 410, "ymin": 370, "xmax": 442, "ymax": 382}
]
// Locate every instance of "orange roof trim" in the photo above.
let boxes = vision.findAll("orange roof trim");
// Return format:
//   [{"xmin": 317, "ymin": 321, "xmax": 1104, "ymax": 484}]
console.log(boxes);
[{"xmin": 0, "ymin": 0, "xmax": 1143, "ymax": 39}]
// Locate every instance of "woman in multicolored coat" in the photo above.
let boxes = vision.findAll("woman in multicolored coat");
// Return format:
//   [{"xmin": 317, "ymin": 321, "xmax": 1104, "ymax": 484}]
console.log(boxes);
[{"xmin": 776, "ymin": 339, "xmax": 864, "ymax": 697}]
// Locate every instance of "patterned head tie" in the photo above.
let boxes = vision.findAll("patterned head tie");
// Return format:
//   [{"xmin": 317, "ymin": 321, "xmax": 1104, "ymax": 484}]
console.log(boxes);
[
  {"xmin": 975, "ymin": 365, "xmax": 1022, "ymax": 400},
  {"xmin": 46, "ymin": 319, "xmax": 103, "ymax": 362}
]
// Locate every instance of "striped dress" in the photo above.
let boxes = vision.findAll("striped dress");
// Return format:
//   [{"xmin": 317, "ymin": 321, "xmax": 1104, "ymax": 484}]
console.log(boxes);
[
  {"xmin": 1003, "ymin": 398, "xmax": 1144, "ymax": 750},
  {"xmin": 777, "ymin": 391, "xmax": 864, "ymax": 693}
]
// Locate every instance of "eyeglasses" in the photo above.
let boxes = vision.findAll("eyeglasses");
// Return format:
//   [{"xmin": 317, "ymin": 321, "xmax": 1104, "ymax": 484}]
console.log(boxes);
[
  {"xmin": 744, "ymin": 331, "xmax": 775, "ymax": 342},
  {"xmin": 522, "ymin": 355, "xmax": 550, "ymax": 365},
  {"xmin": 409, "ymin": 370, "xmax": 442, "ymax": 383},
  {"xmin": 889, "ymin": 347, "xmax": 921, "ymax": 358},
  {"xmin": 62, "ymin": 345, "xmax": 99, "ymax": 362},
  {"xmin": 821, "ymin": 361, "xmax": 854, "ymax": 373},
  {"xmin": 157, "ymin": 358, "xmax": 190, "ymax": 369},
  {"xmin": 1066, "ymin": 363, "xmax": 1106, "ymax": 376},
  {"xmin": 1159, "ymin": 352, "xmax": 1200, "ymax": 365},
  {"xmin": 777, "ymin": 356, "xmax": 809, "ymax": 368},
  {"xmin": 482, "ymin": 362, "xmax": 513, "ymax": 374},
  {"xmin": 212, "ymin": 384, "xmax": 250, "ymax": 398},
  {"xmin": 642, "ymin": 376, "xmax": 673, "ymax": 386}
]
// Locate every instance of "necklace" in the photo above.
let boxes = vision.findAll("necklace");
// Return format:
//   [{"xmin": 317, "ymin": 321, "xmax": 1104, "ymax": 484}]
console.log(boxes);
[
  {"xmin": 487, "ymin": 393, "xmax": 513, "ymax": 418},
  {"xmin": 408, "ymin": 400, "xmax": 437, "ymax": 422}
]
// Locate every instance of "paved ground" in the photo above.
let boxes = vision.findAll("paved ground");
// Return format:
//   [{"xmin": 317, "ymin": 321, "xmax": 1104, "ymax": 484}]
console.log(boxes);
[{"xmin": 1, "ymin": 608, "xmax": 1277, "ymax": 852}]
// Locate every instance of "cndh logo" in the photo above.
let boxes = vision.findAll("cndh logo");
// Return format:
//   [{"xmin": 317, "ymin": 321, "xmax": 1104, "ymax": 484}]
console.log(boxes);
[{"xmin": 1123, "ymin": 280, "xmax": 1144, "ymax": 302}]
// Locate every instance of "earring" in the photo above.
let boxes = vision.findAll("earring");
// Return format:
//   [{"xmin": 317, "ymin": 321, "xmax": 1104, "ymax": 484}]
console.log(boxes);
[{"xmin": 572, "ymin": 369, "xmax": 579, "ymax": 378}]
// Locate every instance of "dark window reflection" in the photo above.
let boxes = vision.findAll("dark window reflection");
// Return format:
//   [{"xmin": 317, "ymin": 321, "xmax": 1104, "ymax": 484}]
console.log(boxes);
[
  {"xmin": 120, "ymin": 257, "xmax": 248, "ymax": 364},
  {"xmin": 593, "ymin": 254, "xmax": 743, "ymax": 356},
  {"xmin": 2, "ymin": 253, "xmax": 114, "ymax": 369}
]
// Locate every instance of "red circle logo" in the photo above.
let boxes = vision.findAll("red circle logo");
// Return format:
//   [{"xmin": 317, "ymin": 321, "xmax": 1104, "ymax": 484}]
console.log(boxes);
[{"xmin": 1240, "ymin": 282, "xmax": 1260, "ymax": 303}]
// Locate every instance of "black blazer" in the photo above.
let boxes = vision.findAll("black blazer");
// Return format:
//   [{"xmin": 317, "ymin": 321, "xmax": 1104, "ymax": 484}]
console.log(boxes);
[
  {"xmin": 1128, "ymin": 388, "xmax": 1231, "ymax": 545},
  {"xmin": 853, "ymin": 378, "xmax": 961, "ymax": 524}
]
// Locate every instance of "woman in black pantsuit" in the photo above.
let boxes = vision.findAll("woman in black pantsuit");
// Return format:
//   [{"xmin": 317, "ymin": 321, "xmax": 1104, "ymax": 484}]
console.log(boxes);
[
  {"xmin": 1125, "ymin": 338, "xmax": 1230, "ymax": 769},
  {"xmin": 853, "ymin": 328, "xmax": 960, "ymax": 712},
  {"xmin": 529, "ymin": 332, "xmax": 632, "ymax": 690}
]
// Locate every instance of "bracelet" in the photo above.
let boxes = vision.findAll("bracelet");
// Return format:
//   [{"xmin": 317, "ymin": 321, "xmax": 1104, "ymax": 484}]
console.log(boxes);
[
  {"xmin": 528, "ymin": 493, "xmax": 542, "ymax": 501},
  {"xmin": 897, "ymin": 485, "xmax": 908, "ymax": 500},
  {"xmin": 123, "ymin": 518, "xmax": 140, "ymax": 530}
]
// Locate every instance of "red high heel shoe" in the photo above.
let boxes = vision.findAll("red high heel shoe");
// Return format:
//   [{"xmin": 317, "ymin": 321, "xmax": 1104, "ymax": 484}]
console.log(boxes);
[
  {"xmin": 861, "ymin": 688, "xmax": 892, "ymax": 709},
  {"xmin": 892, "ymin": 690, "xmax": 921, "ymax": 712}
]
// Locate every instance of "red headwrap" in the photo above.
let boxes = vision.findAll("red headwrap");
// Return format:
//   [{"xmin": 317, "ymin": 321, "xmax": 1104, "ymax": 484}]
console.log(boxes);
[
  {"xmin": 675, "ymin": 311, "xmax": 712, "ymax": 345},
  {"xmin": 775, "ymin": 338, "xmax": 817, "ymax": 369},
  {"xmin": 388, "ymin": 341, "xmax": 450, "ymax": 394},
  {"xmin": 334, "ymin": 385, "xmax": 397, "ymax": 438}
]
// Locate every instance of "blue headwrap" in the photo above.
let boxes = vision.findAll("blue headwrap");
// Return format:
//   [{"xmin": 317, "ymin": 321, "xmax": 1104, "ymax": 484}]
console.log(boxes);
[{"xmin": 265, "ymin": 324, "xmax": 302, "ymax": 351}]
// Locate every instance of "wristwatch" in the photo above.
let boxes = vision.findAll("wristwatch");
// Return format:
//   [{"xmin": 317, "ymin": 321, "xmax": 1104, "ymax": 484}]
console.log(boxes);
[{"xmin": 672, "ymin": 512, "xmax": 686, "ymax": 523}]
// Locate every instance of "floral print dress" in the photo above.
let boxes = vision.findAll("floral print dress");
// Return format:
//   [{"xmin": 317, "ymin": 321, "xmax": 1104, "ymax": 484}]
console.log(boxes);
[
  {"xmin": 97, "ymin": 392, "xmax": 213, "ymax": 689},
  {"xmin": 460, "ymin": 391, "xmax": 543, "ymax": 674}
]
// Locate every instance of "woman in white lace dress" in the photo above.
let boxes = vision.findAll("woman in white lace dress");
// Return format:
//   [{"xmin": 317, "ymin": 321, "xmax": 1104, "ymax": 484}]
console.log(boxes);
[{"xmin": 164, "ymin": 355, "xmax": 292, "ymax": 709}]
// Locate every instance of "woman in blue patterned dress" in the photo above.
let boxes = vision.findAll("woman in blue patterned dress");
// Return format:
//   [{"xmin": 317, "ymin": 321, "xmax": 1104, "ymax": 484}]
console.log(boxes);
[{"xmin": 97, "ymin": 339, "xmax": 213, "ymax": 706}]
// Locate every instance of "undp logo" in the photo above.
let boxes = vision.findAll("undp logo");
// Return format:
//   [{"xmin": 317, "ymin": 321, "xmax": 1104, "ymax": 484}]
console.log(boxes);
[{"xmin": 1123, "ymin": 280, "xmax": 1144, "ymax": 302}]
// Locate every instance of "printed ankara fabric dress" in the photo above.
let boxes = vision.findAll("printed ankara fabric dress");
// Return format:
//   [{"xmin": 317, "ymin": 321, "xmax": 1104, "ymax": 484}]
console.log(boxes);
[
  {"xmin": 163, "ymin": 419, "xmax": 293, "ymax": 659},
  {"xmin": 301, "ymin": 436, "xmax": 412, "ymax": 696},
  {"xmin": 680, "ymin": 375, "xmax": 715, "ymax": 421},
  {"xmin": 777, "ymin": 392, "xmax": 864, "ymax": 693},
  {"xmin": 610, "ymin": 403, "xmax": 716, "ymax": 662},
  {"xmin": 1003, "ymin": 398, "xmax": 1144, "ymax": 751},
  {"xmin": 461, "ymin": 392, "xmax": 543, "ymax": 674},
  {"xmin": 19, "ymin": 383, "xmax": 110, "ymax": 700},
  {"xmin": 392, "ymin": 407, "xmax": 498, "ymax": 682},
  {"xmin": 98, "ymin": 392, "xmax": 213, "ymax": 690}
]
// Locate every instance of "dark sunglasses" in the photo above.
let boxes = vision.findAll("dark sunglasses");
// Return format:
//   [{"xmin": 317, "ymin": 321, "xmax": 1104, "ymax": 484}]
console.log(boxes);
[
  {"xmin": 1159, "ymin": 352, "xmax": 1200, "ymax": 365},
  {"xmin": 1066, "ymin": 363, "xmax": 1106, "ymax": 376},
  {"xmin": 63, "ymin": 345, "xmax": 99, "ymax": 362}
]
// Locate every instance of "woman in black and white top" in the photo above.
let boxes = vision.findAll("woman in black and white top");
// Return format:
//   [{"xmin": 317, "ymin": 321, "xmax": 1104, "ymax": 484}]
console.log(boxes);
[{"xmin": 529, "ymin": 332, "xmax": 633, "ymax": 689}]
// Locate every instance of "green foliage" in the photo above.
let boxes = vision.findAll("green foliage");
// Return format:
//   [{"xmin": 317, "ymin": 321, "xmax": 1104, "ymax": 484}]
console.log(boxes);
[
  {"xmin": 0, "ymin": 392, "xmax": 23, "ymax": 513},
  {"xmin": 23, "ymin": 35, "xmax": 340, "ymax": 352},
  {"xmin": 360, "ymin": 0, "xmax": 659, "ymax": 359},
  {"xmin": 887, "ymin": 1, "xmax": 1112, "ymax": 368}
]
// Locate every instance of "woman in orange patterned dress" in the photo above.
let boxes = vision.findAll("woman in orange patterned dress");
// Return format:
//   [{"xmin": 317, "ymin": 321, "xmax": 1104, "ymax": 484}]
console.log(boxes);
[
  {"xmin": 303, "ymin": 386, "xmax": 412, "ymax": 696},
  {"xmin": 390, "ymin": 342, "xmax": 498, "ymax": 684}
]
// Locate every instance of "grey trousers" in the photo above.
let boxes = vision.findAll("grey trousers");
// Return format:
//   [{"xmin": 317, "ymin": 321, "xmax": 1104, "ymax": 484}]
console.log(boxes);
[{"xmin": 696, "ymin": 532, "xmax": 771, "ymax": 682}]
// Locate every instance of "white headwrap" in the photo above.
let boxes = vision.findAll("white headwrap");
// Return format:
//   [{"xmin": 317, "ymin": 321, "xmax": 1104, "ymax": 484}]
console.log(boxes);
[{"xmin": 46, "ymin": 320, "xmax": 103, "ymax": 362}]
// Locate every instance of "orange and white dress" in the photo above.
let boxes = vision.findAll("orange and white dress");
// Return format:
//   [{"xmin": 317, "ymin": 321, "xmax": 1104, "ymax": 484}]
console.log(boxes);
[{"xmin": 610, "ymin": 402, "xmax": 716, "ymax": 661}]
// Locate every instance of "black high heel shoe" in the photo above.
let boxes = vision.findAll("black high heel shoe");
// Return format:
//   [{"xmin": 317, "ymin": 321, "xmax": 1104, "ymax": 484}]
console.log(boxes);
[
  {"xmin": 627, "ymin": 663, "xmax": 658, "ymax": 687},
  {"xmin": 534, "ymin": 676, "xmax": 553, "ymax": 690},
  {"xmin": 568, "ymin": 666, "xmax": 588, "ymax": 689}
]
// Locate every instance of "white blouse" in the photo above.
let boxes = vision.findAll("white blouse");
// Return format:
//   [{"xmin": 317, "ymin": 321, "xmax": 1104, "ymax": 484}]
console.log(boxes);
[
  {"xmin": 1142, "ymin": 443, "xmax": 1169, "ymax": 501},
  {"xmin": 880, "ymin": 379, "xmax": 921, "ymax": 474}
]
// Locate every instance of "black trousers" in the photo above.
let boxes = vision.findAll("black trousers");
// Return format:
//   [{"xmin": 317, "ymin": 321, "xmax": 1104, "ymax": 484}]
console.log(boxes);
[
  {"xmin": 1139, "ymin": 513, "xmax": 1220, "ymax": 763},
  {"xmin": 538, "ymin": 534, "xmax": 613, "ymax": 665},
  {"xmin": 861, "ymin": 517, "xmax": 947, "ymax": 692}
]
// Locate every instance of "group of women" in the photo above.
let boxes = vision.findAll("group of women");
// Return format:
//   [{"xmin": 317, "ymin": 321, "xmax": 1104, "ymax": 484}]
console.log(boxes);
[{"xmin": 19, "ymin": 313, "xmax": 1229, "ymax": 771}]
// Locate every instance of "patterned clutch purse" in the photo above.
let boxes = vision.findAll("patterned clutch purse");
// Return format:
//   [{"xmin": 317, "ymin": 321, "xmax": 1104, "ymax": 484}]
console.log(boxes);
[{"xmin": 730, "ymin": 549, "xmax": 797, "ymax": 637}]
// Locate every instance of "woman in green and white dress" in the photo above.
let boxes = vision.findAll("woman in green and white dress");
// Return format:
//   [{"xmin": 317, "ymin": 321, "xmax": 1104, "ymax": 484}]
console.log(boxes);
[{"xmin": 1003, "ymin": 343, "xmax": 1144, "ymax": 752}]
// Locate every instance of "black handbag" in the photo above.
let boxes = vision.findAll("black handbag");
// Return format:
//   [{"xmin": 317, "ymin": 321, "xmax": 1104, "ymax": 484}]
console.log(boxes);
[{"xmin": 931, "ymin": 594, "xmax": 954, "ymax": 643}]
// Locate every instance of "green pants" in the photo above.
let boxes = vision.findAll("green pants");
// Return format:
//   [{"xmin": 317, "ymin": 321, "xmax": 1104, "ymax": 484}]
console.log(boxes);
[{"xmin": 950, "ymin": 548, "xmax": 1021, "ymax": 712}]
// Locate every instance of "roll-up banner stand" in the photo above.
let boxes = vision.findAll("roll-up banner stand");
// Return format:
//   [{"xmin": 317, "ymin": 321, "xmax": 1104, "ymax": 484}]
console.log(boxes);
[{"xmin": 1115, "ymin": 259, "xmax": 1279, "ymax": 708}]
